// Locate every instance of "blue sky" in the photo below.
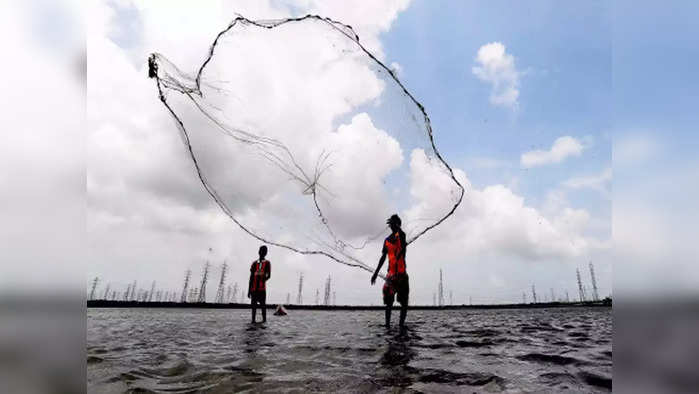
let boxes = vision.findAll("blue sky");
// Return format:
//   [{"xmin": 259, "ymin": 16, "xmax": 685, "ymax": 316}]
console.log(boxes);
[
  {"xmin": 614, "ymin": 1, "xmax": 697, "ymax": 132},
  {"xmin": 382, "ymin": 0, "xmax": 611, "ymax": 232},
  {"xmin": 613, "ymin": 0, "xmax": 698, "ymax": 205},
  {"xmin": 612, "ymin": 1, "xmax": 699, "ymax": 294}
]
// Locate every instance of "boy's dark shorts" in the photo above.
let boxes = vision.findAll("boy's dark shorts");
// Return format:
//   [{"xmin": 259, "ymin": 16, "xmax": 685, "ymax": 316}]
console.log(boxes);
[
  {"xmin": 383, "ymin": 273, "xmax": 409, "ymax": 305},
  {"xmin": 251, "ymin": 291, "xmax": 266, "ymax": 305}
]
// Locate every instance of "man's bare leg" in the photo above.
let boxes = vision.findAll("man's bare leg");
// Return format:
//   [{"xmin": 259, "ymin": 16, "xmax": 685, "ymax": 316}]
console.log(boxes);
[
  {"xmin": 385, "ymin": 302, "xmax": 392, "ymax": 328},
  {"xmin": 399, "ymin": 302, "xmax": 407, "ymax": 328}
]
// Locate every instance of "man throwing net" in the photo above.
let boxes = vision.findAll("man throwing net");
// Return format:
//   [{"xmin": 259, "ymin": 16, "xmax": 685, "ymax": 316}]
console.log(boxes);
[{"xmin": 371, "ymin": 214, "xmax": 409, "ymax": 329}]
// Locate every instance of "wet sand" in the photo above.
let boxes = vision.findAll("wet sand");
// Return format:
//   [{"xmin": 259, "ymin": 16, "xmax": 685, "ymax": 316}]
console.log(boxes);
[{"xmin": 87, "ymin": 307, "xmax": 611, "ymax": 392}]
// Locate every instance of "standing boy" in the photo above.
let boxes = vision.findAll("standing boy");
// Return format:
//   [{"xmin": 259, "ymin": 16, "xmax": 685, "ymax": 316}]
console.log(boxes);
[{"xmin": 248, "ymin": 245, "xmax": 271, "ymax": 323}]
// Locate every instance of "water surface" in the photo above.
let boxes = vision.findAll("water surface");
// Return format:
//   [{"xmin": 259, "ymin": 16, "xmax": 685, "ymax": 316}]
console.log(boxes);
[{"xmin": 87, "ymin": 307, "xmax": 611, "ymax": 392}]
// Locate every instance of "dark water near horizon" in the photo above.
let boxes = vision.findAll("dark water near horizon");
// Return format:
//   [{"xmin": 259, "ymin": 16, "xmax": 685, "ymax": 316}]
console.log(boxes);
[{"xmin": 87, "ymin": 307, "xmax": 611, "ymax": 393}]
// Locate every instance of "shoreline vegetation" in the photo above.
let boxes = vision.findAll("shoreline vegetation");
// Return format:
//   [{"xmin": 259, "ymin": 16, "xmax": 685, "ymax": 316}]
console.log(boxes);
[{"xmin": 87, "ymin": 298, "xmax": 611, "ymax": 310}]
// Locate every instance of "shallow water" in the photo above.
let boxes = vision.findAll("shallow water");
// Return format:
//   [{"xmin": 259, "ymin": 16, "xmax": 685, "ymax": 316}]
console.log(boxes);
[{"xmin": 87, "ymin": 307, "xmax": 611, "ymax": 393}]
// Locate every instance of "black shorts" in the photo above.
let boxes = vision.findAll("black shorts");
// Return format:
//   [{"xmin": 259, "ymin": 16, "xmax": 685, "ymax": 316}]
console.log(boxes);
[
  {"xmin": 251, "ymin": 291, "xmax": 266, "ymax": 305},
  {"xmin": 383, "ymin": 273, "xmax": 409, "ymax": 305}
]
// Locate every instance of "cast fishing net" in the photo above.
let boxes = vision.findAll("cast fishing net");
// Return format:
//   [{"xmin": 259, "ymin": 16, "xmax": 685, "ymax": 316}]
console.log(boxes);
[{"xmin": 148, "ymin": 15, "xmax": 464, "ymax": 274}]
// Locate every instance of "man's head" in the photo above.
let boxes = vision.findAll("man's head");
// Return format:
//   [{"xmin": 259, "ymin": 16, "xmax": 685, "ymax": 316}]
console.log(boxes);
[
  {"xmin": 386, "ymin": 214, "xmax": 402, "ymax": 232},
  {"xmin": 258, "ymin": 245, "xmax": 268, "ymax": 258}
]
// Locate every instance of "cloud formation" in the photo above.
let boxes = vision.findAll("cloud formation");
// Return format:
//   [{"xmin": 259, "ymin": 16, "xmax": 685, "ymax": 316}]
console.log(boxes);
[
  {"xmin": 563, "ymin": 168, "xmax": 612, "ymax": 195},
  {"xmin": 87, "ymin": 0, "xmax": 430, "ymax": 301},
  {"xmin": 521, "ymin": 136, "xmax": 585, "ymax": 168},
  {"xmin": 86, "ymin": 0, "xmax": 609, "ymax": 305},
  {"xmin": 472, "ymin": 42, "xmax": 520, "ymax": 109},
  {"xmin": 407, "ymin": 151, "xmax": 599, "ymax": 262},
  {"xmin": 301, "ymin": 0, "xmax": 411, "ymax": 59}
]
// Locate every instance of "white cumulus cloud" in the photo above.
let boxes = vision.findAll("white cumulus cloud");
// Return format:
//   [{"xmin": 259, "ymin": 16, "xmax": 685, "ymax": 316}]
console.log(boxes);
[
  {"xmin": 405, "ymin": 150, "xmax": 602, "ymax": 261},
  {"xmin": 521, "ymin": 136, "xmax": 585, "ymax": 168},
  {"xmin": 472, "ymin": 42, "xmax": 521, "ymax": 109},
  {"xmin": 303, "ymin": 0, "xmax": 411, "ymax": 59},
  {"xmin": 86, "ymin": 0, "xmax": 420, "ymax": 305},
  {"xmin": 563, "ymin": 168, "xmax": 612, "ymax": 195}
]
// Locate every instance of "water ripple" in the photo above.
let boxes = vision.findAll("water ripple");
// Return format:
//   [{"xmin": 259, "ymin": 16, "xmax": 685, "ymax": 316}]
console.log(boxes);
[{"xmin": 88, "ymin": 307, "xmax": 611, "ymax": 392}]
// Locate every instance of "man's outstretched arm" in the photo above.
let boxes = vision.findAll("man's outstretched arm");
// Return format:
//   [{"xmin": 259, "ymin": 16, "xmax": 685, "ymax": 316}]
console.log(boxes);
[{"xmin": 371, "ymin": 252, "xmax": 387, "ymax": 285}]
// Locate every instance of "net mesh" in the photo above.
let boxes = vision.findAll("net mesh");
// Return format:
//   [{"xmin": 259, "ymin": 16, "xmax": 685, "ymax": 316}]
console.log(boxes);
[{"xmin": 148, "ymin": 15, "xmax": 464, "ymax": 275}]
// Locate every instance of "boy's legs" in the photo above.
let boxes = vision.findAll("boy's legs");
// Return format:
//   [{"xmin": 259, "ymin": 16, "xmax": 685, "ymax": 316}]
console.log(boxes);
[
  {"xmin": 260, "ymin": 291, "xmax": 267, "ymax": 322},
  {"xmin": 251, "ymin": 293, "xmax": 257, "ymax": 323}
]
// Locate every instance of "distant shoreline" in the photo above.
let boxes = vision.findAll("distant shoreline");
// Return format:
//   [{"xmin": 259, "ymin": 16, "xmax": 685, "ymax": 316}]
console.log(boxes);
[{"xmin": 87, "ymin": 299, "xmax": 611, "ymax": 310}]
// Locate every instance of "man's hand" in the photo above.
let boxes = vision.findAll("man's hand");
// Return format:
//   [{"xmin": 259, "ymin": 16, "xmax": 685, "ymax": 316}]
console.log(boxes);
[
  {"xmin": 370, "ymin": 273, "xmax": 377, "ymax": 285},
  {"xmin": 247, "ymin": 292, "xmax": 251, "ymax": 299}
]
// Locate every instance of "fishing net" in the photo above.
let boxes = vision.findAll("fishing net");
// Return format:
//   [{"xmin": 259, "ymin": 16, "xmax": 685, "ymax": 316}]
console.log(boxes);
[{"xmin": 148, "ymin": 15, "xmax": 464, "ymax": 274}]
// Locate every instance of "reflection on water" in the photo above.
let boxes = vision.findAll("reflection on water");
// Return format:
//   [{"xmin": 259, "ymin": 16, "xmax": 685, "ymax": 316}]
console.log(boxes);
[
  {"xmin": 376, "ymin": 329, "xmax": 417, "ymax": 388},
  {"xmin": 87, "ymin": 308, "xmax": 611, "ymax": 392},
  {"xmin": 243, "ymin": 323, "xmax": 268, "ymax": 354},
  {"xmin": 380, "ymin": 331, "xmax": 416, "ymax": 367}
]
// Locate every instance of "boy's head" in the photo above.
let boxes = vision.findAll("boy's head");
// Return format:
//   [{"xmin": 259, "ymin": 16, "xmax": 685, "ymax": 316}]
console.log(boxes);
[
  {"xmin": 259, "ymin": 245, "xmax": 268, "ymax": 258},
  {"xmin": 386, "ymin": 214, "xmax": 401, "ymax": 231}
]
